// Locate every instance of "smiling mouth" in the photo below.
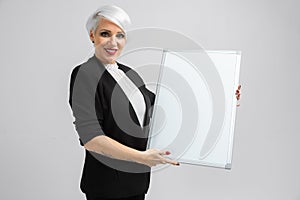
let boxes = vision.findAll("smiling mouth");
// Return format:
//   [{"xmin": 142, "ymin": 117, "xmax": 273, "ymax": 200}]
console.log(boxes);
[{"xmin": 105, "ymin": 48, "xmax": 118, "ymax": 55}]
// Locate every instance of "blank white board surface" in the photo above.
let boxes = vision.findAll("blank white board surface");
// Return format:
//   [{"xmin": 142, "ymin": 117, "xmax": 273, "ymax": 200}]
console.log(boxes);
[{"xmin": 147, "ymin": 50, "xmax": 241, "ymax": 169}]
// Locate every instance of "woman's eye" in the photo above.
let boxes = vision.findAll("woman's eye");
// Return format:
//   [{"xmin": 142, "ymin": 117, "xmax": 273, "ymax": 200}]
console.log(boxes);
[
  {"xmin": 116, "ymin": 33, "xmax": 125, "ymax": 39},
  {"xmin": 100, "ymin": 32, "xmax": 110, "ymax": 37}
]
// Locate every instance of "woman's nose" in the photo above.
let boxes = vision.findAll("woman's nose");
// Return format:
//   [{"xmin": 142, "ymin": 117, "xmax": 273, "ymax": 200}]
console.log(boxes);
[{"xmin": 108, "ymin": 36, "xmax": 117, "ymax": 45}]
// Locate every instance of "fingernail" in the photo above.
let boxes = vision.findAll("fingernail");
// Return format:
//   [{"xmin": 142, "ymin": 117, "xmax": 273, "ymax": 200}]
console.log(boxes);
[
  {"xmin": 166, "ymin": 151, "xmax": 171, "ymax": 155},
  {"xmin": 176, "ymin": 162, "xmax": 180, "ymax": 166}
]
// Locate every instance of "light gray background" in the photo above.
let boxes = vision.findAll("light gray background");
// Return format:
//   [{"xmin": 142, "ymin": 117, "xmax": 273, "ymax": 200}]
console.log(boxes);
[{"xmin": 0, "ymin": 0, "xmax": 299, "ymax": 199}]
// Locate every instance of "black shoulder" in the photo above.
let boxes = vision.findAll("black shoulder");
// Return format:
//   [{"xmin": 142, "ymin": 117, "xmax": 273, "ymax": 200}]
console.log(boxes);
[
  {"xmin": 116, "ymin": 62, "xmax": 141, "ymax": 78},
  {"xmin": 70, "ymin": 65, "xmax": 82, "ymax": 90},
  {"xmin": 70, "ymin": 65, "xmax": 82, "ymax": 79},
  {"xmin": 117, "ymin": 62, "xmax": 145, "ymax": 85},
  {"xmin": 69, "ymin": 65, "xmax": 82, "ymax": 107},
  {"xmin": 116, "ymin": 61, "xmax": 132, "ymax": 72}
]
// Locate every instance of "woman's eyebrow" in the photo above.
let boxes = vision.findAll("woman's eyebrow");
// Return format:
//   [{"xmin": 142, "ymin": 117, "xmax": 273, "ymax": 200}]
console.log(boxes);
[
  {"xmin": 99, "ymin": 29, "xmax": 124, "ymax": 34},
  {"xmin": 99, "ymin": 29, "xmax": 111, "ymax": 32}
]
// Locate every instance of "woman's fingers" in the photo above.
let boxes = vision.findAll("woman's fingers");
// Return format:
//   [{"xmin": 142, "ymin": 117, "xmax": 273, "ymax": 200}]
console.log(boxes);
[
  {"xmin": 236, "ymin": 84, "xmax": 241, "ymax": 106},
  {"xmin": 147, "ymin": 150, "xmax": 179, "ymax": 166},
  {"xmin": 158, "ymin": 150, "xmax": 179, "ymax": 166},
  {"xmin": 159, "ymin": 150, "xmax": 171, "ymax": 155},
  {"xmin": 164, "ymin": 157, "xmax": 180, "ymax": 166}
]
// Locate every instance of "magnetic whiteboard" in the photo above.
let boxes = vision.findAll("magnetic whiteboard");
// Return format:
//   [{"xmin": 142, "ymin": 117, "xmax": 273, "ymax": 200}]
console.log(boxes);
[{"xmin": 147, "ymin": 50, "xmax": 241, "ymax": 169}]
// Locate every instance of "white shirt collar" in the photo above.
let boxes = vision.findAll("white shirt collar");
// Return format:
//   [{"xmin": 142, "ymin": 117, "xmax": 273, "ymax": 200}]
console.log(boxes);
[{"xmin": 103, "ymin": 62, "xmax": 119, "ymax": 70}]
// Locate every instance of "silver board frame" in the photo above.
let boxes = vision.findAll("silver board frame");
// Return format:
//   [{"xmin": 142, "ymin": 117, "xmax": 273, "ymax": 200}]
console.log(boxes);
[{"xmin": 147, "ymin": 50, "xmax": 241, "ymax": 170}]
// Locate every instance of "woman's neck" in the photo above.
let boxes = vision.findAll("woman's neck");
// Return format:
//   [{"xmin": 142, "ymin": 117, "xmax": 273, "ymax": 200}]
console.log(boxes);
[{"xmin": 94, "ymin": 54, "xmax": 116, "ymax": 64}]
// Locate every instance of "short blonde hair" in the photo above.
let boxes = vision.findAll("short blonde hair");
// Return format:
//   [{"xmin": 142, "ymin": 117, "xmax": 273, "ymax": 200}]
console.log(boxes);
[{"xmin": 86, "ymin": 5, "xmax": 131, "ymax": 35}]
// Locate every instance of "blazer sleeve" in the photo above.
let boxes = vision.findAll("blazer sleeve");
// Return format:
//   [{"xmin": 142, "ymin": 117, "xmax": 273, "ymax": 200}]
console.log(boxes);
[{"xmin": 69, "ymin": 65, "xmax": 105, "ymax": 145}]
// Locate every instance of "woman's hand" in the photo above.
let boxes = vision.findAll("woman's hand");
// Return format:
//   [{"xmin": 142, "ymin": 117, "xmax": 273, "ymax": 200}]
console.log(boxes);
[
  {"xmin": 140, "ymin": 149, "xmax": 180, "ymax": 167},
  {"xmin": 236, "ymin": 84, "xmax": 241, "ymax": 107}
]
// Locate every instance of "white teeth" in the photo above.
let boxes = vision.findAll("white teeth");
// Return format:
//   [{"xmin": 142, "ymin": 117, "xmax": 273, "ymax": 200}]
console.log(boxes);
[{"xmin": 105, "ymin": 49, "xmax": 117, "ymax": 52}]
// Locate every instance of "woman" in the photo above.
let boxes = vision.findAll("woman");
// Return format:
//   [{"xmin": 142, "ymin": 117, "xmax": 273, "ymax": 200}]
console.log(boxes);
[{"xmin": 69, "ymin": 5, "xmax": 179, "ymax": 200}]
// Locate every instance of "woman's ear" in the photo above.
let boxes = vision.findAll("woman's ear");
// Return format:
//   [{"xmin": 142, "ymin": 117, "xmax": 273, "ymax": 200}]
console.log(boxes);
[{"xmin": 89, "ymin": 29, "xmax": 95, "ymax": 43}]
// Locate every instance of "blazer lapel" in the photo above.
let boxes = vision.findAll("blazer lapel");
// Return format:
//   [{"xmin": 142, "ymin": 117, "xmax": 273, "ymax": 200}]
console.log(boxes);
[
  {"xmin": 116, "ymin": 62, "xmax": 152, "ymax": 128},
  {"xmin": 92, "ymin": 56, "xmax": 151, "ymax": 129}
]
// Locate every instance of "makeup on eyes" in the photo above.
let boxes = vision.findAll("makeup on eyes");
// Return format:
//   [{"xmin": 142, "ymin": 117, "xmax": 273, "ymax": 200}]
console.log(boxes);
[
  {"xmin": 99, "ymin": 30, "xmax": 125, "ymax": 39},
  {"xmin": 99, "ymin": 29, "xmax": 125, "ymax": 34}
]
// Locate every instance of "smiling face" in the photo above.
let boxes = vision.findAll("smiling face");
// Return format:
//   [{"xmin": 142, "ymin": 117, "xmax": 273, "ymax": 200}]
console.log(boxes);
[{"xmin": 90, "ymin": 17, "xmax": 126, "ymax": 64}]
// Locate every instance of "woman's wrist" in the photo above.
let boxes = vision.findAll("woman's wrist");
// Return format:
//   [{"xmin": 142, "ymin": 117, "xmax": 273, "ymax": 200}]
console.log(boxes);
[{"xmin": 131, "ymin": 150, "xmax": 146, "ymax": 165}]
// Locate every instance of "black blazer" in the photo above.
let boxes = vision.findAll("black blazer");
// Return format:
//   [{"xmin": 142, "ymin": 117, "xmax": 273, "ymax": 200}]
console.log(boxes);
[{"xmin": 69, "ymin": 55, "xmax": 155, "ymax": 198}]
